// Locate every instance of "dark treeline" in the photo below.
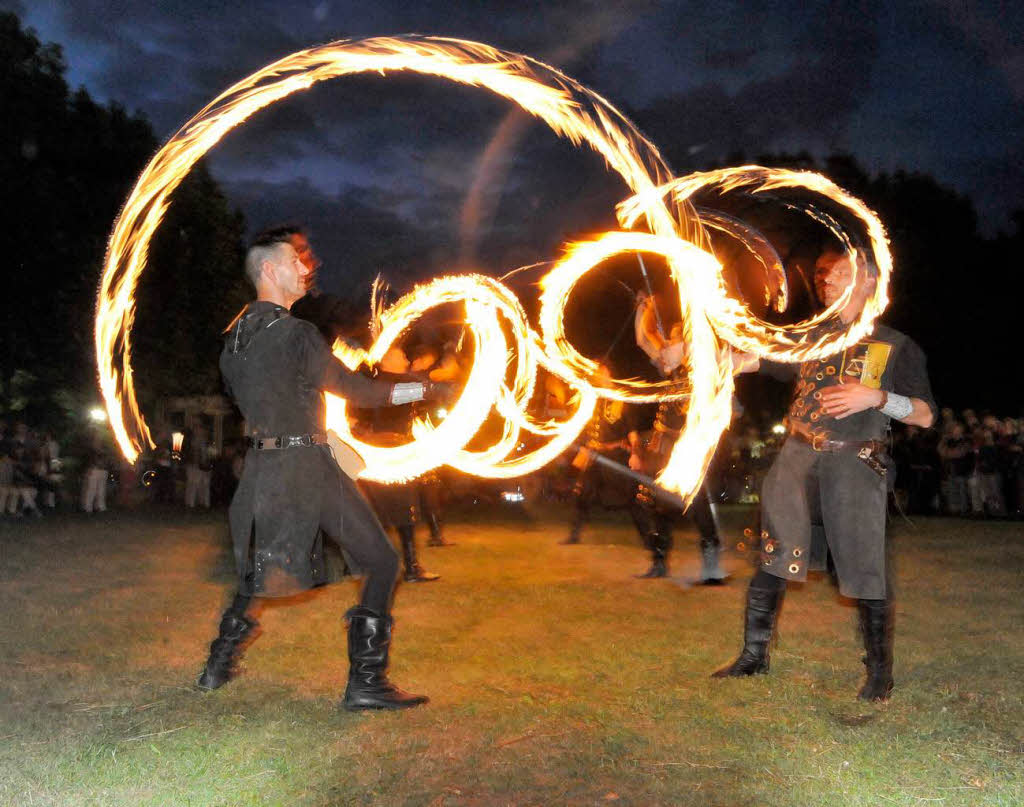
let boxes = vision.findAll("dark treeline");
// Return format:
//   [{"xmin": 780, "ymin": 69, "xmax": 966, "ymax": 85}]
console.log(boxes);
[{"xmin": 0, "ymin": 12, "xmax": 248, "ymax": 436}]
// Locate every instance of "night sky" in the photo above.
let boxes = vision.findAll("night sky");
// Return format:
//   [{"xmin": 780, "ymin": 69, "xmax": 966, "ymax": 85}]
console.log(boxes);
[{"xmin": 7, "ymin": 0, "xmax": 1023, "ymax": 296}]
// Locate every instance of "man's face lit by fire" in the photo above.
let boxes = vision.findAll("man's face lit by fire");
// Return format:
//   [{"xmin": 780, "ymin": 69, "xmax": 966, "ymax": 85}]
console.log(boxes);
[
  {"xmin": 288, "ymin": 233, "xmax": 321, "ymax": 290},
  {"xmin": 813, "ymin": 250, "xmax": 854, "ymax": 308},
  {"xmin": 268, "ymin": 244, "xmax": 308, "ymax": 307},
  {"xmin": 814, "ymin": 249, "xmax": 876, "ymax": 323}
]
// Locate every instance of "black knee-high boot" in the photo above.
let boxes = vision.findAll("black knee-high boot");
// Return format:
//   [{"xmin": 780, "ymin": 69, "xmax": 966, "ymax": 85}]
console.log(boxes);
[
  {"xmin": 712, "ymin": 574, "xmax": 784, "ymax": 677},
  {"xmin": 197, "ymin": 594, "xmax": 260, "ymax": 690},
  {"xmin": 635, "ymin": 530, "xmax": 670, "ymax": 578},
  {"xmin": 857, "ymin": 598, "xmax": 894, "ymax": 701},
  {"xmin": 400, "ymin": 525, "xmax": 439, "ymax": 582},
  {"xmin": 630, "ymin": 491, "xmax": 670, "ymax": 578},
  {"xmin": 562, "ymin": 483, "xmax": 588, "ymax": 544},
  {"xmin": 342, "ymin": 605, "xmax": 428, "ymax": 711}
]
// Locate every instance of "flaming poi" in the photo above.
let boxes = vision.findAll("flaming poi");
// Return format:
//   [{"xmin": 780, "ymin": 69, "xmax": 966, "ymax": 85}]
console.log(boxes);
[{"xmin": 96, "ymin": 35, "xmax": 891, "ymax": 507}]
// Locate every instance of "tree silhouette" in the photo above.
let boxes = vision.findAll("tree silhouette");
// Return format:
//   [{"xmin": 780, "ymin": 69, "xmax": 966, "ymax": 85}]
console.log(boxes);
[{"xmin": 0, "ymin": 12, "xmax": 248, "ymax": 432}]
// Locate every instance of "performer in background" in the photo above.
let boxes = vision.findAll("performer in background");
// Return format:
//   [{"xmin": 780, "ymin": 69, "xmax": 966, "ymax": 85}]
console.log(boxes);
[
  {"xmin": 410, "ymin": 344, "xmax": 455, "ymax": 547},
  {"xmin": 197, "ymin": 233, "xmax": 444, "ymax": 711},
  {"xmin": 355, "ymin": 345, "xmax": 442, "ymax": 583},
  {"xmin": 713, "ymin": 244, "xmax": 936, "ymax": 701},
  {"xmin": 561, "ymin": 363, "xmax": 638, "ymax": 544},
  {"xmin": 630, "ymin": 293, "xmax": 728, "ymax": 583}
]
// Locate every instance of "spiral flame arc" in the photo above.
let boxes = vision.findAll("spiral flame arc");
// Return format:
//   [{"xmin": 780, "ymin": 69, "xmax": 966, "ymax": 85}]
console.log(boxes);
[{"xmin": 96, "ymin": 36, "xmax": 891, "ymax": 507}]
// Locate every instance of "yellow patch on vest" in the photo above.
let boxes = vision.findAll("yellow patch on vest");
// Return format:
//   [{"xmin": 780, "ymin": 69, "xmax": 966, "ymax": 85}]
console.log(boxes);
[{"xmin": 842, "ymin": 341, "xmax": 891, "ymax": 389}]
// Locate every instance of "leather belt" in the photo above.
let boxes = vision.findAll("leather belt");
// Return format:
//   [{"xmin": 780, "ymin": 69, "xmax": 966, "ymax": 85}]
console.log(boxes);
[
  {"xmin": 789, "ymin": 423, "xmax": 884, "ymax": 455},
  {"xmin": 247, "ymin": 432, "xmax": 328, "ymax": 450}
]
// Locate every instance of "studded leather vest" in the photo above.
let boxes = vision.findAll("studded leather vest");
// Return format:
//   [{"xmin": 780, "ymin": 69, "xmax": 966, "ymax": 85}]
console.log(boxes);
[
  {"xmin": 786, "ymin": 326, "xmax": 906, "ymax": 441},
  {"xmin": 584, "ymin": 398, "xmax": 629, "ymax": 445}
]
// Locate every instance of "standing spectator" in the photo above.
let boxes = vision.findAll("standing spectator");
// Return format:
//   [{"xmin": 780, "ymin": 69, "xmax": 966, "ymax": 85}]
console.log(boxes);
[
  {"xmin": 1004, "ymin": 418, "xmax": 1024, "ymax": 518},
  {"xmin": 939, "ymin": 422, "xmax": 973, "ymax": 516},
  {"xmin": 184, "ymin": 425, "xmax": 213, "ymax": 508},
  {"xmin": 39, "ymin": 431, "xmax": 62, "ymax": 508},
  {"xmin": 9, "ymin": 440, "xmax": 43, "ymax": 517},
  {"xmin": 0, "ymin": 448, "xmax": 14, "ymax": 516},
  {"xmin": 80, "ymin": 434, "xmax": 110, "ymax": 513},
  {"xmin": 906, "ymin": 426, "xmax": 942, "ymax": 514},
  {"xmin": 974, "ymin": 427, "xmax": 1005, "ymax": 517},
  {"xmin": 151, "ymin": 431, "xmax": 176, "ymax": 504}
]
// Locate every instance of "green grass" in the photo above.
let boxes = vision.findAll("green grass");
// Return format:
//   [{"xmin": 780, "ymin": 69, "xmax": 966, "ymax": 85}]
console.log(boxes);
[{"xmin": 1, "ymin": 504, "xmax": 1021, "ymax": 805}]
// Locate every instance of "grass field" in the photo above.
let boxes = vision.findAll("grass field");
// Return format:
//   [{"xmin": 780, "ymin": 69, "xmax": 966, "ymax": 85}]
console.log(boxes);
[{"xmin": 0, "ymin": 502, "xmax": 1021, "ymax": 806}]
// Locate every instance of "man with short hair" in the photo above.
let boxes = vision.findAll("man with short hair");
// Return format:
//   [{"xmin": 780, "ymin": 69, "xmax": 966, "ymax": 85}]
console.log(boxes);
[
  {"xmin": 266, "ymin": 225, "xmax": 355, "ymax": 346},
  {"xmin": 197, "ymin": 235, "xmax": 441, "ymax": 710},
  {"xmin": 713, "ymin": 245, "xmax": 936, "ymax": 701}
]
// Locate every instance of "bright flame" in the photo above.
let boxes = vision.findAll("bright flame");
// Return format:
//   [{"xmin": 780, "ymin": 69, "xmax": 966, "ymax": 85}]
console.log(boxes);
[
  {"xmin": 95, "ymin": 36, "xmax": 679, "ymax": 463},
  {"xmin": 96, "ymin": 36, "xmax": 891, "ymax": 508}
]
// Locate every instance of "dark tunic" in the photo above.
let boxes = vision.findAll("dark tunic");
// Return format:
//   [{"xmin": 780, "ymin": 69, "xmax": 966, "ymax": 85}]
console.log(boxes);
[
  {"xmin": 759, "ymin": 324, "xmax": 936, "ymax": 599},
  {"xmin": 221, "ymin": 301, "xmax": 396, "ymax": 597},
  {"xmin": 633, "ymin": 390, "xmax": 721, "ymax": 540},
  {"xmin": 573, "ymin": 398, "xmax": 638, "ymax": 509}
]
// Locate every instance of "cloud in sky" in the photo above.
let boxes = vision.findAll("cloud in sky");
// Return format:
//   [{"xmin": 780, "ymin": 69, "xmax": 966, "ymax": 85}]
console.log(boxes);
[{"xmin": 9, "ymin": 0, "xmax": 1023, "ymax": 269}]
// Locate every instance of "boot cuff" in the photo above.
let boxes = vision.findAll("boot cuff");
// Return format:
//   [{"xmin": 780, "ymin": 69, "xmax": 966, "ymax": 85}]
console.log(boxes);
[{"xmin": 346, "ymin": 605, "xmax": 386, "ymax": 621}]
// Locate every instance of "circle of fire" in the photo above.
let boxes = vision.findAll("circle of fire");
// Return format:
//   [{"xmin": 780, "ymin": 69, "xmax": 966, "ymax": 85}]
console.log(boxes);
[{"xmin": 96, "ymin": 36, "xmax": 892, "ymax": 506}]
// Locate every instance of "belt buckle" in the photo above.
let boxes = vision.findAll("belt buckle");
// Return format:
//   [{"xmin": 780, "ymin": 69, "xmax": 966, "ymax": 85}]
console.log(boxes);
[
  {"xmin": 299, "ymin": 434, "xmax": 312, "ymax": 446},
  {"xmin": 857, "ymin": 445, "xmax": 872, "ymax": 461},
  {"xmin": 811, "ymin": 432, "xmax": 826, "ymax": 452}
]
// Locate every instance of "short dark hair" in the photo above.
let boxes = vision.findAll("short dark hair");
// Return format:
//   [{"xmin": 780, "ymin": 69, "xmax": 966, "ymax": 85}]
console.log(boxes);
[
  {"xmin": 817, "ymin": 238, "xmax": 847, "ymax": 259},
  {"xmin": 250, "ymin": 224, "xmax": 306, "ymax": 249},
  {"xmin": 244, "ymin": 241, "xmax": 289, "ymax": 289}
]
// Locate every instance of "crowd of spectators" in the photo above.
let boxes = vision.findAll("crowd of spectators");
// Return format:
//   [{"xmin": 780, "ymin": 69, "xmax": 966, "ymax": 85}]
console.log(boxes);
[
  {"xmin": 0, "ymin": 421, "xmax": 61, "ymax": 518},
  {"xmin": 0, "ymin": 418, "xmax": 243, "ymax": 518},
  {"xmin": 4, "ymin": 404, "xmax": 1021, "ymax": 521},
  {"xmin": 707, "ymin": 408, "xmax": 1024, "ymax": 520},
  {"xmin": 893, "ymin": 408, "xmax": 1023, "ymax": 518}
]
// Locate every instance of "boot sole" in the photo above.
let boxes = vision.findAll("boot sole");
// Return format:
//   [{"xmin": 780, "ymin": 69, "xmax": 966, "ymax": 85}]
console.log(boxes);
[
  {"xmin": 711, "ymin": 667, "xmax": 769, "ymax": 678},
  {"xmin": 342, "ymin": 698, "xmax": 429, "ymax": 711}
]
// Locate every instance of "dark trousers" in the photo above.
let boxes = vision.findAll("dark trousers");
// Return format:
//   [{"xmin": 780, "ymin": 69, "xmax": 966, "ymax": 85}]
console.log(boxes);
[
  {"xmin": 323, "ymin": 477, "xmax": 400, "ymax": 614},
  {"xmin": 629, "ymin": 481, "xmax": 720, "ymax": 546}
]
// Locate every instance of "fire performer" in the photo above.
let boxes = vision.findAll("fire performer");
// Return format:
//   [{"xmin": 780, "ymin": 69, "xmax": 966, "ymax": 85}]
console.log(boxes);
[
  {"xmin": 356, "ymin": 345, "xmax": 442, "ymax": 582},
  {"xmin": 713, "ymin": 244, "xmax": 936, "ymax": 701},
  {"xmin": 197, "ymin": 233, "xmax": 444, "ymax": 711},
  {"xmin": 278, "ymin": 223, "xmax": 451, "ymax": 562},
  {"xmin": 561, "ymin": 363, "xmax": 639, "ymax": 544},
  {"xmin": 630, "ymin": 292, "xmax": 729, "ymax": 583}
]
